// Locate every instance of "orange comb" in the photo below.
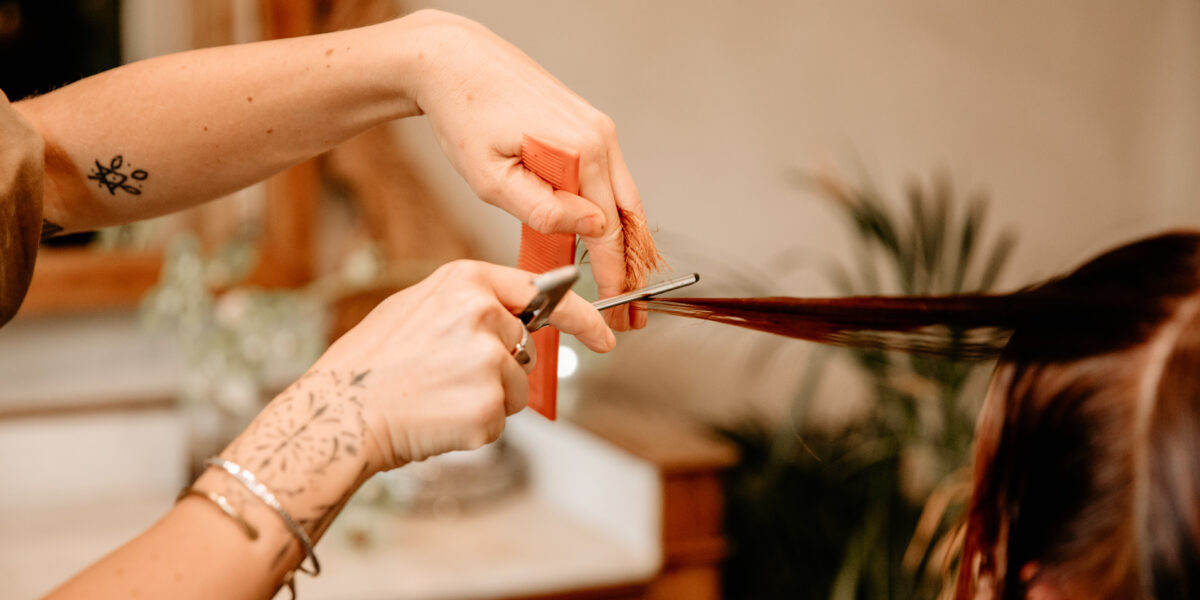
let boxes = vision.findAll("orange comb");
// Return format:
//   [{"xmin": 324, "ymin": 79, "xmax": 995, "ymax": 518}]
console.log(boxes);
[{"xmin": 517, "ymin": 134, "xmax": 580, "ymax": 420}]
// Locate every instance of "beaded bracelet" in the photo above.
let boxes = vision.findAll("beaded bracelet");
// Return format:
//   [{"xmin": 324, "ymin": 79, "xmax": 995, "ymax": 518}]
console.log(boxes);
[
  {"xmin": 204, "ymin": 457, "xmax": 320, "ymax": 577},
  {"xmin": 176, "ymin": 487, "xmax": 260, "ymax": 541}
]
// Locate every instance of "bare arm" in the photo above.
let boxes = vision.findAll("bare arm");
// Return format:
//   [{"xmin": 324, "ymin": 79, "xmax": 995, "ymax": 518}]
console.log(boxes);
[
  {"xmin": 17, "ymin": 19, "xmax": 420, "ymax": 234},
  {"xmin": 48, "ymin": 370, "xmax": 386, "ymax": 600},
  {"xmin": 46, "ymin": 261, "xmax": 616, "ymax": 600},
  {"xmin": 15, "ymin": 9, "xmax": 652, "ymax": 328}
]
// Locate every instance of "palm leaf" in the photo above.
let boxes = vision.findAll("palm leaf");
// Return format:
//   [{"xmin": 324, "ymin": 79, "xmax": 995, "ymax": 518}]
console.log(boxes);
[
  {"xmin": 977, "ymin": 229, "xmax": 1016, "ymax": 292},
  {"xmin": 952, "ymin": 193, "xmax": 988, "ymax": 293},
  {"xmin": 927, "ymin": 175, "xmax": 951, "ymax": 293}
]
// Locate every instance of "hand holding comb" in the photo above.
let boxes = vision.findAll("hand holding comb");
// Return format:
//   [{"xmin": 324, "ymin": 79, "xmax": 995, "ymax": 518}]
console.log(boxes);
[{"xmin": 517, "ymin": 134, "xmax": 671, "ymax": 419}]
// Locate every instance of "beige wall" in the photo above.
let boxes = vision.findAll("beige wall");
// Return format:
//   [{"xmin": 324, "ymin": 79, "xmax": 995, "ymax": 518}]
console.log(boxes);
[
  {"xmin": 400, "ymin": 1, "xmax": 1200, "ymax": 281},
  {"xmin": 11, "ymin": 2, "xmax": 1196, "ymax": 423},
  {"xmin": 396, "ymin": 1, "xmax": 1200, "ymax": 423}
]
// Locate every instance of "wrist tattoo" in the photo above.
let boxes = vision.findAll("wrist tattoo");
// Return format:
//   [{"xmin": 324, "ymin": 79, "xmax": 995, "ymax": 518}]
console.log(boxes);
[
  {"xmin": 88, "ymin": 155, "xmax": 148, "ymax": 195},
  {"xmin": 41, "ymin": 220, "xmax": 63, "ymax": 241},
  {"xmin": 221, "ymin": 369, "xmax": 373, "ymax": 542}
]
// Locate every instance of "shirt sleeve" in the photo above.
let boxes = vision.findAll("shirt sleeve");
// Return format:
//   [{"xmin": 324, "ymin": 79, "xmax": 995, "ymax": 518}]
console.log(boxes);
[{"xmin": 0, "ymin": 91, "xmax": 45, "ymax": 327}]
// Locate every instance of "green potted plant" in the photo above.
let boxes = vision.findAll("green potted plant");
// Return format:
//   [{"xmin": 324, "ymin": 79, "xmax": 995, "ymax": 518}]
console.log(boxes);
[{"xmin": 721, "ymin": 170, "xmax": 1016, "ymax": 600}]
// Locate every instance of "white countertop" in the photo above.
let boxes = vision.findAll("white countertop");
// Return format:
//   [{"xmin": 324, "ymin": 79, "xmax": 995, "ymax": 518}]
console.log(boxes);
[
  {"xmin": 0, "ymin": 413, "xmax": 662, "ymax": 599},
  {"xmin": 296, "ymin": 491, "xmax": 654, "ymax": 600},
  {"xmin": 0, "ymin": 489, "xmax": 653, "ymax": 600}
]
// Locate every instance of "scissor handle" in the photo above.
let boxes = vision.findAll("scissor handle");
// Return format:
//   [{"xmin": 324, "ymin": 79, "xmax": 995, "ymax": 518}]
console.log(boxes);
[{"xmin": 518, "ymin": 265, "xmax": 580, "ymax": 331}]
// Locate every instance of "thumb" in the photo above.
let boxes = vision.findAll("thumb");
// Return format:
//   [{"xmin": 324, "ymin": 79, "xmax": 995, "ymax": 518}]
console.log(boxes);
[{"xmin": 493, "ymin": 164, "xmax": 607, "ymax": 237}]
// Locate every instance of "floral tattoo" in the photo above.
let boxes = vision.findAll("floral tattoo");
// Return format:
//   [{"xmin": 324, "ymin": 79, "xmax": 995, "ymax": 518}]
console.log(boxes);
[{"xmin": 213, "ymin": 369, "xmax": 374, "ymax": 562}]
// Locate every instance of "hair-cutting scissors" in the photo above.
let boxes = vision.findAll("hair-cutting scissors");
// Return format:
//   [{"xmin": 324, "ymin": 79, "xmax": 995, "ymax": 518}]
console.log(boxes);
[{"xmin": 517, "ymin": 265, "xmax": 700, "ymax": 338}]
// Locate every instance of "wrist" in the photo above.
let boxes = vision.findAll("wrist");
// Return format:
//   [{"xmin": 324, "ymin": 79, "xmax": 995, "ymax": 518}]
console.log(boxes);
[
  {"xmin": 213, "ymin": 370, "xmax": 384, "ymax": 539},
  {"xmin": 388, "ymin": 9, "xmax": 484, "ymax": 116},
  {"xmin": 303, "ymin": 361, "xmax": 405, "ymax": 471}
]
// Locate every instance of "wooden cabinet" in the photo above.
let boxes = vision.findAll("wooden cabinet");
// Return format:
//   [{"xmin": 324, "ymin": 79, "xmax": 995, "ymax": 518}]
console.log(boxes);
[{"xmin": 532, "ymin": 402, "xmax": 739, "ymax": 600}]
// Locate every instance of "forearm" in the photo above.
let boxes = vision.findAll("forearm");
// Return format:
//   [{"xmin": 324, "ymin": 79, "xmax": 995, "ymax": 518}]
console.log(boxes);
[
  {"xmin": 15, "ymin": 14, "xmax": 435, "ymax": 235},
  {"xmin": 44, "ymin": 258, "xmax": 618, "ymax": 598},
  {"xmin": 47, "ymin": 370, "xmax": 386, "ymax": 600}
]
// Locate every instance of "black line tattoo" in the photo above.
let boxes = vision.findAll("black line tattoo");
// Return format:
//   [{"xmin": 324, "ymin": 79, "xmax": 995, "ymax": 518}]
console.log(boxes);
[
  {"xmin": 272, "ymin": 461, "xmax": 370, "ymax": 569},
  {"xmin": 40, "ymin": 220, "xmax": 63, "ymax": 241},
  {"xmin": 218, "ymin": 368, "xmax": 374, "ymax": 556},
  {"xmin": 303, "ymin": 461, "xmax": 371, "ymax": 535},
  {"xmin": 87, "ymin": 155, "xmax": 148, "ymax": 195}
]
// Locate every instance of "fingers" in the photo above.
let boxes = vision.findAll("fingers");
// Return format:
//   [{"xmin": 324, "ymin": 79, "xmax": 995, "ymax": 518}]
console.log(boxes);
[
  {"xmin": 465, "ymin": 280, "xmax": 537, "ymax": 374},
  {"xmin": 543, "ymin": 287, "xmax": 616, "ymax": 352},
  {"xmin": 475, "ymin": 288, "xmax": 532, "ymax": 417},
  {"xmin": 451, "ymin": 261, "xmax": 616, "ymax": 353},
  {"xmin": 575, "ymin": 138, "xmax": 633, "ymax": 331},
  {"xmin": 487, "ymin": 130, "xmax": 637, "ymax": 332},
  {"xmin": 490, "ymin": 160, "xmax": 606, "ymax": 237},
  {"xmin": 606, "ymin": 144, "xmax": 650, "ymax": 330},
  {"xmin": 498, "ymin": 340, "xmax": 530, "ymax": 415},
  {"xmin": 581, "ymin": 224, "xmax": 631, "ymax": 331},
  {"xmin": 580, "ymin": 228, "xmax": 632, "ymax": 331},
  {"xmin": 508, "ymin": 324, "xmax": 536, "ymax": 375},
  {"xmin": 606, "ymin": 143, "xmax": 647, "ymax": 222},
  {"xmin": 482, "ymin": 125, "xmax": 653, "ymax": 334}
]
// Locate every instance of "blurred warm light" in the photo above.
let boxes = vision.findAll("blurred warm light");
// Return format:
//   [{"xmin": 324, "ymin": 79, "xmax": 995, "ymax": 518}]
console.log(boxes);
[{"xmin": 557, "ymin": 345, "xmax": 579, "ymax": 379}]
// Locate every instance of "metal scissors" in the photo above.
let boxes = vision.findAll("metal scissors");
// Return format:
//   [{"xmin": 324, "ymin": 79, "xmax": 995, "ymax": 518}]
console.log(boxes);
[
  {"xmin": 512, "ymin": 266, "xmax": 700, "ymax": 365},
  {"xmin": 512, "ymin": 265, "xmax": 578, "ymax": 366}
]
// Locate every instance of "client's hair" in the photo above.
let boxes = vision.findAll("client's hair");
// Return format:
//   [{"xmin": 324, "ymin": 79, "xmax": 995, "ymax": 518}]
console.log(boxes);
[
  {"xmin": 958, "ymin": 232, "xmax": 1200, "ymax": 599},
  {"xmin": 642, "ymin": 231, "xmax": 1200, "ymax": 599}
]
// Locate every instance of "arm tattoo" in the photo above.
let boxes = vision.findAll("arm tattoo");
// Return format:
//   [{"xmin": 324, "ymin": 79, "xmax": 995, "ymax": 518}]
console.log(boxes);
[
  {"xmin": 41, "ymin": 220, "xmax": 63, "ymax": 241},
  {"xmin": 220, "ymin": 369, "xmax": 373, "ymax": 542},
  {"xmin": 88, "ymin": 155, "xmax": 149, "ymax": 195}
]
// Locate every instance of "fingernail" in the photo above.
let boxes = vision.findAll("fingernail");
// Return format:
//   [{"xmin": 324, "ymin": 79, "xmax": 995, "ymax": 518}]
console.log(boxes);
[{"xmin": 606, "ymin": 328, "xmax": 617, "ymax": 350}]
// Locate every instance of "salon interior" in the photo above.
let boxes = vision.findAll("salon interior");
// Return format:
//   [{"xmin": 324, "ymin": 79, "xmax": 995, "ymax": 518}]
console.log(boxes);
[{"xmin": 1, "ymin": 1, "xmax": 1198, "ymax": 599}]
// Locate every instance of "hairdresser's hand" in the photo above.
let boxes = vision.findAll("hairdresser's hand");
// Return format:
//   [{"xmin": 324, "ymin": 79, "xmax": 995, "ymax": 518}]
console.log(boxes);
[
  {"xmin": 315, "ymin": 260, "xmax": 615, "ymax": 469},
  {"xmin": 400, "ymin": 10, "xmax": 649, "ymax": 330}
]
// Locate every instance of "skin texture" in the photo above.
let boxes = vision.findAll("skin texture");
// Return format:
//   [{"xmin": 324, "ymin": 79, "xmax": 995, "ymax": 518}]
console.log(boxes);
[
  {"xmin": 19, "ymin": 9, "xmax": 634, "ymax": 599},
  {"xmin": 15, "ymin": 9, "xmax": 646, "ymax": 329},
  {"xmin": 46, "ymin": 261, "xmax": 614, "ymax": 600}
]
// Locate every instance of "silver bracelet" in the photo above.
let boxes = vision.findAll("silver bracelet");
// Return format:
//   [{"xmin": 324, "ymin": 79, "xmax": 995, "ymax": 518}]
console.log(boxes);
[
  {"xmin": 176, "ymin": 487, "xmax": 260, "ymax": 541},
  {"xmin": 205, "ymin": 457, "xmax": 320, "ymax": 576}
]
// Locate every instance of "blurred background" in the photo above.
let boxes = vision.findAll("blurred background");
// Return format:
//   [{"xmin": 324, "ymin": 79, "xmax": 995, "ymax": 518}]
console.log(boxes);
[{"xmin": 0, "ymin": 1, "xmax": 1197, "ymax": 599}]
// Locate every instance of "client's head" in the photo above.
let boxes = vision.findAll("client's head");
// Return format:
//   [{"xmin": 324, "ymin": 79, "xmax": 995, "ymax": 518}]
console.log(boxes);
[
  {"xmin": 641, "ymin": 230, "xmax": 1200, "ymax": 598},
  {"xmin": 958, "ymin": 231, "xmax": 1200, "ymax": 599}
]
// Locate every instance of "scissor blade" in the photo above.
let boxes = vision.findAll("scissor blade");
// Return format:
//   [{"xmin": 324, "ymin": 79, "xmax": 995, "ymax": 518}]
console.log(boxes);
[
  {"xmin": 519, "ymin": 265, "xmax": 580, "ymax": 330},
  {"xmin": 592, "ymin": 273, "xmax": 700, "ymax": 312}
]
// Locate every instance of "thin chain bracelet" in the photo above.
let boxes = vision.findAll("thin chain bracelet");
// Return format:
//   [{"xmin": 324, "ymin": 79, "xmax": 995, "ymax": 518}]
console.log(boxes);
[{"xmin": 204, "ymin": 457, "xmax": 320, "ymax": 577}]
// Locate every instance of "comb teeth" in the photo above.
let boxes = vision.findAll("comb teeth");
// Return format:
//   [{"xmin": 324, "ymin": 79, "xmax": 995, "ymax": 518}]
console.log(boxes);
[
  {"xmin": 518, "ymin": 228, "xmax": 575, "ymax": 273},
  {"xmin": 517, "ymin": 134, "xmax": 580, "ymax": 274},
  {"xmin": 518, "ymin": 135, "xmax": 581, "ymax": 422},
  {"xmin": 520, "ymin": 134, "xmax": 580, "ymax": 193},
  {"xmin": 521, "ymin": 152, "xmax": 566, "ymax": 189}
]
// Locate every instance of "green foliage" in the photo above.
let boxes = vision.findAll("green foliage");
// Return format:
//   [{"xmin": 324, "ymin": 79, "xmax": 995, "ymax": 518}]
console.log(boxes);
[{"xmin": 721, "ymin": 171, "xmax": 1015, "ymax": 600}]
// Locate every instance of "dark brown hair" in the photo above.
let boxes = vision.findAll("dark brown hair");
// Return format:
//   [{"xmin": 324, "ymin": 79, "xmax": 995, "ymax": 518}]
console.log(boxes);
[
  {"xmin": 642, "ymin": 231, "xmax": 1200, "ymax": 599},
  {"xmin": 959, "ymin": 232, "xmax": 1200, "ymax": 599}
]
